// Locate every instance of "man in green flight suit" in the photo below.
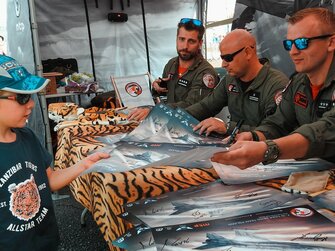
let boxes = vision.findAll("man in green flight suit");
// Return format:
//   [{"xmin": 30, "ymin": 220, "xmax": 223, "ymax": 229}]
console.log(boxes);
[
  {"xmin": 211, "ymin": 7, "xmax": 335, "ymax": 168},
  {"xmin": 188, "ymin": 29, "xmax": 288, "ymax": 136},
  {"xmin": 128, "ymin": 18, "xmax": 219, "ymax": 121}
]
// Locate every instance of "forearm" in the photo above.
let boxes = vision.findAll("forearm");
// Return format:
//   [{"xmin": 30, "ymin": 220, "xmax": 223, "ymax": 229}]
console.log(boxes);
[
  {"xmin": 274, "ymin": 133, "xmax": 309, "ymax": 160},
  {"xmin": 47, "ymin": 164, "xmax": 85, "ymax": 191}
]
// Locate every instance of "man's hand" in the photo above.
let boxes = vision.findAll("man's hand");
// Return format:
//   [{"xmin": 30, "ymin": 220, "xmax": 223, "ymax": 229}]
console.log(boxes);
[
  {"xmin": 152, "ymin": 77, "xmax": 169, "ymax": 93},
  {"xmin": 211, "ymin": 141, "xmax": 267, "ymax": 169},
  {"xmin": 127, "ymin": 107, "xmax": 151, "ymax": 122},
  {"xmin": 193, "ymin": 117, "xmax": 227, "ymax": 136},
  {"xmin": 235, "ymin": 132, "xmax": 253, "ymax": 141}
]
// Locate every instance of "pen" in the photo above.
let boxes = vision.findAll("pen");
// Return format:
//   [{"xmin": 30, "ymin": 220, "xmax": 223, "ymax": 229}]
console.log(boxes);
[{"xmin": 226, "ymin": 119, "xmax": 244, "ymax": 145}]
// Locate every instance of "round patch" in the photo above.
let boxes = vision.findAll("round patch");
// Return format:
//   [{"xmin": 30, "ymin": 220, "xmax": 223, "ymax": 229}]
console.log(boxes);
[
  {"xmin": 290, "ymin": 207, "xmax": 314, "ymax": 217},
  {"xmin": 274, "ymin": 90, "xmax": 283, "ymax": 105},
  {"xmin": 203, "ymin": 73, "xmax": 216, "ymax": 88},
  {"xmin": 125, "ymin": 82, "xmax": 142, "ymax": 97}
]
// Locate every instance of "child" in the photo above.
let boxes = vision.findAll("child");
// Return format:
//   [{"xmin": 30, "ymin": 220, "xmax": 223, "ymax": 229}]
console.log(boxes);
[{"xmin": 0, "ymin": 55, "xmax": 109, "ymax": 250}]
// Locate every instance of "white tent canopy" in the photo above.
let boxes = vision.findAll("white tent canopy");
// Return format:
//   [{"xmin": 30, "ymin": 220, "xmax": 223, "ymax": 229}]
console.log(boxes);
[{"xmin": 0, "ymin": 0, "xmax": 334, "ymax": 154}]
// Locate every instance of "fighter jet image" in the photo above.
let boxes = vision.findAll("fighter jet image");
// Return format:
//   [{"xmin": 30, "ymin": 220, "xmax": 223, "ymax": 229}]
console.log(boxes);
[
  {"xmin": 170, "ymin": 189, "xmax": 273, "ymax": 215},
  {"xmin": 195, "ymin": 232, "xmax": 331, "ymax": 250}
]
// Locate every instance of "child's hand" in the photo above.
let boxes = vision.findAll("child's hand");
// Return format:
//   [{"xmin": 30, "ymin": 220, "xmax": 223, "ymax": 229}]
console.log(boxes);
[{"xmin": 81, "ymin": 152, "xmax": 110, "ymax": 170}]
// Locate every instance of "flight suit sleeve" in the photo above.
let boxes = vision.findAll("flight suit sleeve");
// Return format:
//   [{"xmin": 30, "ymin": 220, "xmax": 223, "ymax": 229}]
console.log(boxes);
[
  {"xmin": 186, "ymin": 77, "xmax": 228, "ymax": 120},
  {"xmin": 294, "ymin": 107, "xmax": 335, "ymax": 160},
  {"xmin": 262, "ymin": 71, "xmax": 288, "ymax": 118},
  {"xmin": 255, "ymin": 81, "xmax": 300, "ymax": 139}
]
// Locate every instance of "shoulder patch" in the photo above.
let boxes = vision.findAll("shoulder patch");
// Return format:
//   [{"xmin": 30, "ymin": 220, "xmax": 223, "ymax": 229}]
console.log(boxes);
[
  {"xmin": 274, "ymin": 90, "xmax": 283, "ymax": 105},
  {"xmin": 203, "ymin": 73, "xmax": 216, "ymax": 88}
]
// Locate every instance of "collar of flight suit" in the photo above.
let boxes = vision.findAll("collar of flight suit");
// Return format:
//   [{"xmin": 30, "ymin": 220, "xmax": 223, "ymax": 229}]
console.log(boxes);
[
  {"xmin": 241, "ymin": 60, "xmax": 271, "ymax": 91},
  {"xmin": 169, "ymin": 53, "xmax": 205, "ymax": 75}
]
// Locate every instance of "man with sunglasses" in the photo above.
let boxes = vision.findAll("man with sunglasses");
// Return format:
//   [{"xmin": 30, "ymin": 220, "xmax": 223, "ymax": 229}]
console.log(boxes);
[
  {"xmin": 128, "ymin": 18, "xmax": 219, "ymax": 121},
  {"xmin": 211, "ymin": 7, "xmax": 335, "ymax": 168},
  {"xmin": 187, "ymin": 29, "xmax": 288, "ymax": 136},
  {"xmin": 0, "ymin": 55, "xmax": 109, "ymax": 250}
]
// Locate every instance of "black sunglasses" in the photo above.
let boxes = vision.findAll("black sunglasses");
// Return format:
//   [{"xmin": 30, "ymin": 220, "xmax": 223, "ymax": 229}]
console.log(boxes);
[
  {"xmin": 0, "ymin": 94, "xmax": 31, "ymax": 105},
  {"xmin": 179, "ymin": 18, "xmax": 202, "ymax": 27},
  {"xmin": 220, "ymin": 47, "xmax": 245, "ymax": 62},
  {"xmin": 283, "ymin": 34, "xmax": 333, "ymax": 51}
]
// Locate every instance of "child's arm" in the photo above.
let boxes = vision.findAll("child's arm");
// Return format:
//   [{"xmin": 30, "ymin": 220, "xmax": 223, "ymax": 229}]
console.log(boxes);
[{"xmin": 46, "ymin": 152, "xmax": 110, "ymax": 191}]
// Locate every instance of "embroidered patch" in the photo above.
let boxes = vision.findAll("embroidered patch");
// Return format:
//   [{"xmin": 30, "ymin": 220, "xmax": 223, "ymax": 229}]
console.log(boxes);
[
  {"xmin": 248, "ymin": 91, "xmax": 260, "ymax": 102},
  {"xmin": 294, "ymin": 91, "xmax": 308, "ymax": 108},
  {"xmin": 177, "ymin": 78, "xmax": 189, "ymax": 87},
  {"xmin": 125, "ymin": 82, "xmax": 142, "ymax": 97},
  {"xmin": 203, "ymin": 73, "xmax": 216, "ymax": 88},
  {"xmin": 228, "ymin": 84, "xmax": 239, "ymax": 94},
  {"xmin": 274, "ymin": 90, "xmax": 283, "ymax": 105}
]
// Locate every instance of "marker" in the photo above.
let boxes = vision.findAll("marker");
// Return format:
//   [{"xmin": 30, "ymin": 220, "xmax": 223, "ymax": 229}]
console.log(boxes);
[{"xmin": 226, "ymin": 119, "xmax": 244, "ymax": 145}]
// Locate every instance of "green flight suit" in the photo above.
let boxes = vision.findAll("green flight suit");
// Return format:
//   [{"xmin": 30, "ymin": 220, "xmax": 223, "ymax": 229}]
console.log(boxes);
[
  {"xmin": 157, "ymin": 54, "xmax": 219, "ymax": 108},
  {"xmin": 186, "ymin": 61, "xmax": 288, "ymax": 134},
  {"xmin": 256, "ymin": 58, "xmax": 335, "ymax": 163}
]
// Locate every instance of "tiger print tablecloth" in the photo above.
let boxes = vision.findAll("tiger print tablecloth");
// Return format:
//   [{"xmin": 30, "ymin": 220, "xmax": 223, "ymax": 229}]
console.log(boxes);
[
  {"xmin": 54, "ymin": 123, "xmax": 335, "ymax": 250},
  {"xmin": 54, "ymin": 124, "xmax": 219, "ymax": 250}
]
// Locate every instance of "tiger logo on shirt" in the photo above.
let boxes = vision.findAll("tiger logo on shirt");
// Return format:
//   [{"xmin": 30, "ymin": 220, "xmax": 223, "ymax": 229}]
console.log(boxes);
[{"xmin": 8, "ymin": 175, "xmax": 40, "ymax": 221}]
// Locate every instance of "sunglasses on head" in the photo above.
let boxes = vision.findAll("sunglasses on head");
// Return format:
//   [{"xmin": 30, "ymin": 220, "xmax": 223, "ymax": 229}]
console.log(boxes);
[
  {"xmin": 179, "ymin": 18, "xmax": 202, "ymax": 27},
  {"xmin": 283, "ymin": 34, "xmax": 333, "ymax": 51},
  {"xmin": 220, "ymin": 47, "xmax": 245, "ymax": 62},
  {"xmin": 0, "ymin": 94, "xmax": 31, "ymax": 105}
]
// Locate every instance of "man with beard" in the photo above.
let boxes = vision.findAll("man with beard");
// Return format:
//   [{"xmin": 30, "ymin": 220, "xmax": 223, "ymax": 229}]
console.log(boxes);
[{"xmin": 128, "ymin": 18, "xmax": 219, "ymax": 121}]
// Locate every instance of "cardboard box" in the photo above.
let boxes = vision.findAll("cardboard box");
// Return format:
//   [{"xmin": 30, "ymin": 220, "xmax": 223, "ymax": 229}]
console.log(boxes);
[{"xmin": 42, "ymin": 72, "xmax": 63, "ymax": 94}]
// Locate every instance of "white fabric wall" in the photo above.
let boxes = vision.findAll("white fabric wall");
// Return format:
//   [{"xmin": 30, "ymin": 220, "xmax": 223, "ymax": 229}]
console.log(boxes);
[
  {"xmin": 1, "ymin": 0, "xmax": 46, "ymax": 146},
  {"xmin": 35, "ymin": 0, "xmax": 199, "ymax": 91}
]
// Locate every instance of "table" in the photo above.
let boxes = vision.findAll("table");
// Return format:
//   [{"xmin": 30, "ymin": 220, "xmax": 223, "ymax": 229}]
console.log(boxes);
[
  {"xmin": 54, "ymin": 122, "xmax": 335, "ymax": 250},
  {"xmin": 54, "ymin": 123, "xmax": 219, "ymax": 250}
]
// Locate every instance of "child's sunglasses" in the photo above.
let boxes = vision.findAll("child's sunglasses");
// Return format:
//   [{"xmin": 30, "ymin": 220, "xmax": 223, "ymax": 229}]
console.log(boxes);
[
  {"xmin": 0, "ymin": 94, "xmax": 31, "ymax": 105},
  {"xmin": 179, "ymin": 18, "xmax": 202, "ymax": 27},
  {"xmin": 283, "ymin": 34, "xmax": 333, "ymax": 51}
]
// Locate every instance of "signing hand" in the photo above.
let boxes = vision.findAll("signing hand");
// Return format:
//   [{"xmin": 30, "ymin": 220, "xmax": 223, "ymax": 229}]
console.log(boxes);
[
  {"xmin": 127, "ymin": 107, "xmax": 151, "ymax": 122},
  {"xmin": 211, "ymin": 141, "xmax": 267, "ymax": 169},
  {"xmin": 193, "ymin": 117, "xmax": 227, "ymax": 136}
]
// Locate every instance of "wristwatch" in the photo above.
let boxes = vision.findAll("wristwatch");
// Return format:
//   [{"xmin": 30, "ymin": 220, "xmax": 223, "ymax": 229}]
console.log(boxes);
[{"xmin": 262, "ymin": 140, "xmax": 280, "ymax": 165}]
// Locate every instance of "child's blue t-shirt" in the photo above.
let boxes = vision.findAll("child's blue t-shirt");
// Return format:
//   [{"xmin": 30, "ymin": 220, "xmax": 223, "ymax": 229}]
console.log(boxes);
[{"xmin": 0, "ymin": 127, "xmax": 60, "ymax": 250}]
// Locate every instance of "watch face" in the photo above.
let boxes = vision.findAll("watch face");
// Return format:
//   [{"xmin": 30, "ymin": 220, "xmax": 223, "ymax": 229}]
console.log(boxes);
[{"xmin": 263, "ymin": 140, "xmax": 280, "ymax": 165}]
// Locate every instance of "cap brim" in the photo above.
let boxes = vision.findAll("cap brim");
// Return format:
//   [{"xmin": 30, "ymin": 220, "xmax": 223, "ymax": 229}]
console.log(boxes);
[{"xmin": 1, "ymin": 75, "xmax": 50, "ymax": 94}]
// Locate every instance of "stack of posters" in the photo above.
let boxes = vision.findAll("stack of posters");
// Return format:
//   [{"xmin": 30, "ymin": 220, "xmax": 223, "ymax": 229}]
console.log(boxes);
[
  {"xmin": 150, "ymin": 204, "xmax": 335, "ymax": 250},
  {"xmin": 119, "ymin": 181, "xmax": 301, "ymax": 227},
  {"xmin": 86, "ymin": 104, "xmax": 228, "ymax": 173},
  {"xmin": 114, "ymin": 203, "xmax": 335, "ymax": 250},
  {"xmin": 113, "ymin": 181, "xmax": 328, "ymax": 250}
]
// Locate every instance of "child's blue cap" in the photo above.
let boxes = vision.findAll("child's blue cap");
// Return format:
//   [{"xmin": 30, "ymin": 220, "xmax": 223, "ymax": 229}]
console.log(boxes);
[{"xmin": 0, "ymin": 55, "xmax": 49, "ymax": 94}]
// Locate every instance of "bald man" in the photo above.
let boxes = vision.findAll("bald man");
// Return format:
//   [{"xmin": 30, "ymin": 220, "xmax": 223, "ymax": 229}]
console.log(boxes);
[{"xmin": 188, "ymin": 29, "xmax": 288, "ymax": 136}]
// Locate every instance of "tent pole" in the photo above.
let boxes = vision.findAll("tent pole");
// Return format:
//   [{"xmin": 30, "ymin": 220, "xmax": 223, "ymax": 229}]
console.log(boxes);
[
  {"xmin": 28, "ymin": 0, "xmax": 53, "ymax": 159},
  {"xmin": 141, "ymin": 0, "xmax": 151, "ymax": 83},
  {"xmin": 83, "ymin": 0, "xmax": 97, "ymax": 81}
]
